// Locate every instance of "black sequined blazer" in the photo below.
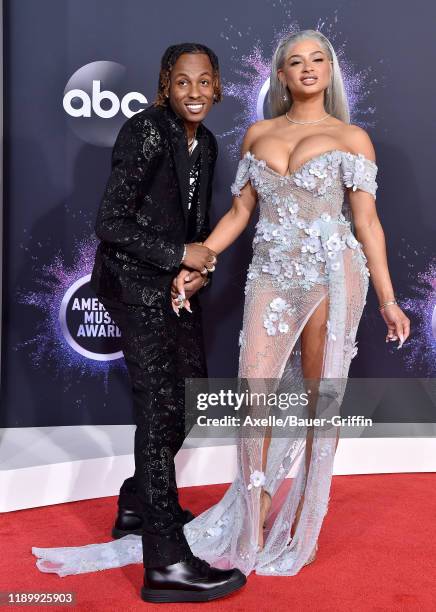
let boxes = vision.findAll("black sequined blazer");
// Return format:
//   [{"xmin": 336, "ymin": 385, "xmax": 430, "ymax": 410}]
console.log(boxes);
[{"xmin": 90, "ymin": 104, "xmax": 218, "ymax": 308}]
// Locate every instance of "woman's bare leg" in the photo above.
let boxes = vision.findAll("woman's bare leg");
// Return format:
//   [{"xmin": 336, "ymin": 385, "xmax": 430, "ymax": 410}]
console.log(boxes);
[
  {"xmin": 258, "ymin": 430, "xmax": 272, "ymax": 549},
  {"xmin": 291, "ymin": 295, "xmax": 329, "ymax": 540}
]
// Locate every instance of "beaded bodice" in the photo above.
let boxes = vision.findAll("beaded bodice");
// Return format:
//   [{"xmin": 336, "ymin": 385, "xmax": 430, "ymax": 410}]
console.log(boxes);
[{"xmin": 231, "ymin": 149, "xmax": 377, "ymax": 295}]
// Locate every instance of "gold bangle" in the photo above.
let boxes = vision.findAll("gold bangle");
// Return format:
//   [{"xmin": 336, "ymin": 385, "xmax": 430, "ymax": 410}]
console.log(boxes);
[{"xmin": 379, "ymin": 299, "xmax": 397, "ymax": 311}]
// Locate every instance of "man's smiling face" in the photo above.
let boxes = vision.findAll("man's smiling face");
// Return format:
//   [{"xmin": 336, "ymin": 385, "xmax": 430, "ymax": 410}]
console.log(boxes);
[{"xmin": 169, "ymin": 53, "xmax": 215, "ymax": 125}]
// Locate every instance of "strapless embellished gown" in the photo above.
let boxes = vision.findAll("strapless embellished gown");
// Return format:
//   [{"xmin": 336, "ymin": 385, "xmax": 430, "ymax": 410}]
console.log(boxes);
[{"xmin": 32, "ymin": 149, "xmax": 378, "ymax": 577}]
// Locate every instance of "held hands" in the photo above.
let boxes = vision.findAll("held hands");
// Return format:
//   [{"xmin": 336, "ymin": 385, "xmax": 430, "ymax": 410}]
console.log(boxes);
[
  {"xmin": 380, "ymin": 303, "xmax": 410, "ymax": 349},
  {"xmin": 171, "ymin": 242, "xmax": 217, "ymax": 315},
  {"xmin": 171, "ymin": 268, "xmax": 208, "ymax": 316}
]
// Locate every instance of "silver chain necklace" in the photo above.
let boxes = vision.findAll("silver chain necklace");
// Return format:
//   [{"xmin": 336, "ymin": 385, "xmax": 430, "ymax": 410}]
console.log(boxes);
[
  {"xmin": 285, "ymin": 111, "xmax": 330, "ymax": 125},
  {"xmin": 187, "ymin": 127, "xmax": 198, "ymax": 155}
]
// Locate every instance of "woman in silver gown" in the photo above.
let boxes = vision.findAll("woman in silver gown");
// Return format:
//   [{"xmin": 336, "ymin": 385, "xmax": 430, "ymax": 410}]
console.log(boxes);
[{"xmin": 33, "ymin": 30, "xmax": 410, "ymax": 578}]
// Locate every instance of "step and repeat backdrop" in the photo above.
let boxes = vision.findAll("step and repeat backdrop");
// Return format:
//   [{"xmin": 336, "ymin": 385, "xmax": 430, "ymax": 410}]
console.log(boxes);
[{"xmin": 2, "ymin": 0, "xmax": 435, "ymax": 427}]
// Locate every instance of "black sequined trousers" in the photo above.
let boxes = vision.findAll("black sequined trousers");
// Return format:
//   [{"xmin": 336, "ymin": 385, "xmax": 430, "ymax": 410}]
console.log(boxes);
[{"xmin": 101, "ymin": 296, "xmax": 207, "ymax": 567}]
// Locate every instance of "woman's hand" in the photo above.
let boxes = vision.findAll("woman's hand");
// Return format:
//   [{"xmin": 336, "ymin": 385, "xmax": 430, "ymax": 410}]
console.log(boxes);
[{"xmin": 381, "ymin": 304, "xmax": 410, "ymax": 348}]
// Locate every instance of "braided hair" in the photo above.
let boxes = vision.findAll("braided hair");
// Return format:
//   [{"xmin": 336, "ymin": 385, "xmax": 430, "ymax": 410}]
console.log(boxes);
[{"xmin": 154, "ymin": 43, "xmax": 222, "ymax": 107}]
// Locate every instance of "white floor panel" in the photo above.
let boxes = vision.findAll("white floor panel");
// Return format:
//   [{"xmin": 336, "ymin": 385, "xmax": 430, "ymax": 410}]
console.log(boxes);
[{"xmin": 1, "ymin": 426, "xmax": 435, "ymax": 511}]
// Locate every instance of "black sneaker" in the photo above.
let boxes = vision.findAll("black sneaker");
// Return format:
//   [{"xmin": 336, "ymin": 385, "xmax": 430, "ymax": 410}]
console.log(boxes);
[{"xmin": 141, "ymin": 556, "xmax": 246, "ymax": 603}]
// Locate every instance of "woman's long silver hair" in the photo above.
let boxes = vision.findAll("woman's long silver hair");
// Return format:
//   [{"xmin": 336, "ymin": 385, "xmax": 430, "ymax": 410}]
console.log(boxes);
[{"xmin": 269, "ymin": 29, "xmax": 350, "ymax": 123}]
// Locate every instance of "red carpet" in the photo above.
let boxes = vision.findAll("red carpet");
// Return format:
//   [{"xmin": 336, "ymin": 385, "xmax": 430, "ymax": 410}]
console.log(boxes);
[{"xmin": 1, "ymin": 474, "xmax": 435, "ymax": 611}]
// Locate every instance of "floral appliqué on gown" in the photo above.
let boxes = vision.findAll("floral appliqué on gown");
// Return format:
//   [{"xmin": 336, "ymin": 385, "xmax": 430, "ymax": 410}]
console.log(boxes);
[{"xmin": 32, "ymin": 149, "xmax": 377, "ymax": 577}]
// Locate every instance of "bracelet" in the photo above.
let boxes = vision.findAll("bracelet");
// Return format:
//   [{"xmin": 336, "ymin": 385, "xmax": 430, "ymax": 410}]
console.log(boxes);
[
  {"xmin": 181, "ymin": 244, "xmax": 187, "ymax": 263},
  {"xmin": 379, "ymin": 299, "xmax": 397, "ymax": 311}
]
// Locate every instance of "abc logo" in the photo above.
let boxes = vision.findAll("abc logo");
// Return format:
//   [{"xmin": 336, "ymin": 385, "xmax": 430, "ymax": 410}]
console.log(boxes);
[
  {"xmin": 63, "ymin": 60, "xmax": 148, "ymax": 147},
  {"xmin": 256, "ymin": 77, "xmax": 272, "ymax": 121},
  {"xmin": 63, "ymin": 79, "xmax": 147, "ymax": 119}
]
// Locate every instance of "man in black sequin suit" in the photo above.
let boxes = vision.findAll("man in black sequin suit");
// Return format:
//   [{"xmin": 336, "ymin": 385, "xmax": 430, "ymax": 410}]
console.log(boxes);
[{"xmin": 90, "ymin": 44, "xmax": 246, "ymax": 603}]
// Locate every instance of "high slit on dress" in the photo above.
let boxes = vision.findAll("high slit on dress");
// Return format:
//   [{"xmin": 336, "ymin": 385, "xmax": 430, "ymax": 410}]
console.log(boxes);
[{"xmin": 32, "ymin": 149, "xmax": 377, "ymax": 577}]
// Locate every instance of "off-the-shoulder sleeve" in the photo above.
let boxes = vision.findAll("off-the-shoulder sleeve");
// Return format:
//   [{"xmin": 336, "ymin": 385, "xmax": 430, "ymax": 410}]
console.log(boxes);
[
  {"xmin": 341, "ymin": 152, "xmax": 378, "ymax": 198},
  {"xmin": 230, "ymin": 154, "xmax": 252, "ymax": 197}
]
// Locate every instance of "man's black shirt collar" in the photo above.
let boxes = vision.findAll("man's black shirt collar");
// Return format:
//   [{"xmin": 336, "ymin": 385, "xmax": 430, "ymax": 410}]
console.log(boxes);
[{"xmin": 162, "ymin": 103, "xmax": 207, "ymax": 140}]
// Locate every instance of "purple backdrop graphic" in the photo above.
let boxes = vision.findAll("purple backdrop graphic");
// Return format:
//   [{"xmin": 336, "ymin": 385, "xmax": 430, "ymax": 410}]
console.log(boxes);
[{"xmin": 2, "ymin": 0, "xmax": 435, "ymax": 427}]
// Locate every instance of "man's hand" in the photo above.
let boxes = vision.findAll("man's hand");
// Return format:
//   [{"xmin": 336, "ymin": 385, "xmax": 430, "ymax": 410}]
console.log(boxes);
[
  {"xmin": 182, "ymin": 243, "xmax": 216, "ymax": 273},
  {"xmin": 171, "ymin": 268, "xmax": 207, "ymax": 315}
]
